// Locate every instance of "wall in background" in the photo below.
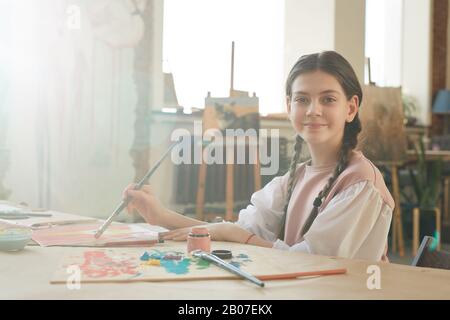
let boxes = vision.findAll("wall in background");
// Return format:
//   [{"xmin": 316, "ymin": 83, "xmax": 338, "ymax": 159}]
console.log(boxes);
[
  {"xmin": 283, "ymin": 0, "xmax": 335, "ymax": 76},
  {"xmin": 284, "ymin": 0, "xmax": 365, "ymax": 84},
  {"xmin": 365, "ymin": 0, "xmax": 403, "ymax": 87},
  {"xmin": 402, "ymin": 0, "xmax": 432, "ymax": 126},
  {"xmin": 334, "ymin": 0, "xmax": 366, "ymax": 85},
  {"xmin": 163, "ymin": 0, "xmax": 285, "ymax": 115},
  {"xmin": 448, "ymin": 1, "xmax": 450, "ymax": 89},
  {"xmin": 431, "ymin": 0, "xmax": 449, "ymax": 134}
]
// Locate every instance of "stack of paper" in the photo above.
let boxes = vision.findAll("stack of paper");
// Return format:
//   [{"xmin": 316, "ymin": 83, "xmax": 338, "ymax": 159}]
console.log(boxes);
[{"xmin": 0, "ymin": 202, "xmax": 97, "ymax": 229}]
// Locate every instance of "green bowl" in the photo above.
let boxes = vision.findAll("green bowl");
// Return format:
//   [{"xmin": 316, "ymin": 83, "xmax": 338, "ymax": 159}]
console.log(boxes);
[{"xmin": 0, "ymin": 228, "xmax": 32, "ymax": 252}]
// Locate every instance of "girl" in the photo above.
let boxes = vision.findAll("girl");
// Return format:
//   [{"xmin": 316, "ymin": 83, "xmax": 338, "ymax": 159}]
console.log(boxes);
[{"xmin": 125, "ymin": 51, "xmax": 394, "ymax": 262}]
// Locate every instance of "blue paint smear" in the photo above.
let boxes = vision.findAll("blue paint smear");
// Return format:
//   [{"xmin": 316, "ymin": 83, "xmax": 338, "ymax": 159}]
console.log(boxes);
[
  {"xmin": 140, "ymin": 252, "xmax": 150, "ymax": 261},
  {"xmin": 160, "ymin": 258, "xmax": 191, "ymax": 275},
  {"xmin": 140, "ymin": 250, "xmax": 191, "ymax": 274},
  {"xmin": 229, "ymin": 253, "xmax": 252, "ymax": 269},
  {"xmin": 140, "ymin": 250, "xmax": 167, "ymax": 261},
  {"xmin": 236, "ymin": 253, "xmax": 251, "ymax": 261},
  {"xmin": 149, "ymin": 253, "xmax": 163, "ymax": 260}
]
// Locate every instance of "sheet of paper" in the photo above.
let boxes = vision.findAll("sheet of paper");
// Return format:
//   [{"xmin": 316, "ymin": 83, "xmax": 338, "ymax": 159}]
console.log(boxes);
[
  {"xmin": 50, "ymin": 244, "xmax": 345, "ymax": 284},
  {"xmin": 0, "ymin": 202, "xmax": 97, "ymax": 228},
  {"xmin": 32, "ymin": 222, "xmax": 160, "ymax": 247},
  {"xmin": 51, "ymin": 246, "xmax": 255, "ymax": 283}
]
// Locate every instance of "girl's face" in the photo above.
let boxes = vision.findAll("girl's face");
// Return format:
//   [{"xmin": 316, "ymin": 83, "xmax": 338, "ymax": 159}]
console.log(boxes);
[{"xmin": 286, "ymin": 70, "xmax": 359, "ymax": 146}]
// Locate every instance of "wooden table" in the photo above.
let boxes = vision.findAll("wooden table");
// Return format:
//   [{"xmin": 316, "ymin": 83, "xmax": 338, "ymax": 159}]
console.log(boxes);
[{"xmin": 1, "ymin": 241, "xmax": 450, "ymax": 299}]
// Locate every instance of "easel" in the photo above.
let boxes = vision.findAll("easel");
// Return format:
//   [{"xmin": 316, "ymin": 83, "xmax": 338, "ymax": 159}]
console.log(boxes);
[
  {"xmin": 358, "ymin": 85, "xmax": 407, "ymax": 257},
  {"xmin": 369, "ymin": 161, "xmax": 405, "ymax": 257},
  {"xmin": 387, "ymin": 163, "xmax": 405, "ymax": 257},
  {"xmin": 196, "ymin": 42, "xmax": 261, "ymax": 222}
]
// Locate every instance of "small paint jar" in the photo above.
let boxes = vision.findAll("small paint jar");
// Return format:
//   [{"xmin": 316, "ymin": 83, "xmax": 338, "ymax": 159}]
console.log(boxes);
[{"xmin": 187, "ymin": 227, "xmax": 211, "ymax": 254}]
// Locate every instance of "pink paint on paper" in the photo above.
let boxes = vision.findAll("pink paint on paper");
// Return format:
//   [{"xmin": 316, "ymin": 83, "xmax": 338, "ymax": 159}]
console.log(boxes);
[{"xmin": 79, "ymin": 250, "xmax": 138, "ymax": 278}]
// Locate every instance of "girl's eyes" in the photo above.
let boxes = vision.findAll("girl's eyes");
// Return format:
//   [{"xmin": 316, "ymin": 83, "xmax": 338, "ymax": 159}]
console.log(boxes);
[
  {"xmin": 294, "ymin": 97, "xmax": 310, "ymax": 104},
  {"xmin": 293, "ymin": 96, "xmax": 336, "ymax": 105},
  {"xmin": 321, "ymin": 96, "xmax": 337, "ymax": 104}
]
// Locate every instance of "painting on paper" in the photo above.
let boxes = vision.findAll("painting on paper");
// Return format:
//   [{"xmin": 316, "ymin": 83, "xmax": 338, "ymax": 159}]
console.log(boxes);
[
  {"xmin": 51, "ymin": 246, "xmax": 255, "ymax": 283},
  {"xmin": 32, "ymin": 222, "xmax": 160, "ymax": 247}
]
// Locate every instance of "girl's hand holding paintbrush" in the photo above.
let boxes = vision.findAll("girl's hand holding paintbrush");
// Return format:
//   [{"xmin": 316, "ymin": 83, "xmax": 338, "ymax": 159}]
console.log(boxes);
[
  {"xmin": 123, "ymin": 184, "xmax": 210, "ymax": 232},
  {"xmin": 124, "ymin": 184, "xmax": 231, "ymax": 240},
  {"xmin": 123, "ymin": 184, "xmax": 167, "ymax": 226},
  {"xmin": 123, "ymin": 183, "xmax": 272, "ymax": 246},
  {"xmin": 124, "ymin": 183, "xmax": 274, "ymax": 247}
]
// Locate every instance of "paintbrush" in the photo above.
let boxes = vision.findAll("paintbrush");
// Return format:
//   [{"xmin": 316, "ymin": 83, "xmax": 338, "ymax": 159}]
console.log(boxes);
[
  {"xmin": 192, "ymin": 250, "xmax": 265, "ymax": 287},
  {"xmin": 94, "ymin": 140, "xmax": 181, "ymax": 239},
  {"xmin": 0, "ymin": 212, "xmax": 53, "ymax": 219}
]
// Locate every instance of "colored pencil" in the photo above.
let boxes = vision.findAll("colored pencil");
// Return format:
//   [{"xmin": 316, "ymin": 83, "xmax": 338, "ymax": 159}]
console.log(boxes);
[{"xmin": 257, "ymin": 268, "xmax": 347, "ymax": 281}]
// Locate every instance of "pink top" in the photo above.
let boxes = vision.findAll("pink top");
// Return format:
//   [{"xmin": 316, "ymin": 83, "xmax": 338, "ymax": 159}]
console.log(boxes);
[{"xmin": 284, "ymin": 150, "xmax": 395, "ymax": 246}]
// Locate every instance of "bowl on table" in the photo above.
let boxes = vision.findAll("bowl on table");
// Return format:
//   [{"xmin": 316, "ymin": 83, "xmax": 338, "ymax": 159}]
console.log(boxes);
[{"xmin": 0, "ymin": 227, "xmax": 32, "ymax": 252}]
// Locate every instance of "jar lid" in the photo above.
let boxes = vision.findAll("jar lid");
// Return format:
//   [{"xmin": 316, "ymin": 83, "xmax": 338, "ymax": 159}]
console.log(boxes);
[
  {"xmin": 211, "ymin": 249, "xmax": 232, "ymax": 259},
  {"xmin": 190, "ymin": 227, "xmax": 209, "ymax": 235}
]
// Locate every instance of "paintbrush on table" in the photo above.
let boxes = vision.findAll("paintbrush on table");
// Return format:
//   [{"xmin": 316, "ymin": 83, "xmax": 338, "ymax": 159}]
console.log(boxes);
[
  {"xmin": 94, "ymin": 140, "xmax": 181, "ymax": 239},
  {"xmin": 192, "ymin": 250, "xmax": 265, "ymax": 288}
]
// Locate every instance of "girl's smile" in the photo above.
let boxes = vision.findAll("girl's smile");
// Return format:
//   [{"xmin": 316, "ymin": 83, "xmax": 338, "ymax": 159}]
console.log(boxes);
[{"xmin": 303, "ymin": 123, "xmax": 328, "ymax": 130}]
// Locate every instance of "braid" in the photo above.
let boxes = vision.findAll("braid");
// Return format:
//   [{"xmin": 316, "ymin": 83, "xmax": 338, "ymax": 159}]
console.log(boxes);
[
  {"xmin": 278, "ymin": 135, "xmax": 303, "ymax": 240},
  {"xmin": 300, "ymin": 117, "xmax": 362, "ymax": 237}
]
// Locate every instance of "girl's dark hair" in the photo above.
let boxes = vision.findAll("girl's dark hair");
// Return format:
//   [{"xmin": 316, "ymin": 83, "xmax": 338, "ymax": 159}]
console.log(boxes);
[{"xmin": 279, "ymin": 51, "xmax": 363, "ymax": 240}]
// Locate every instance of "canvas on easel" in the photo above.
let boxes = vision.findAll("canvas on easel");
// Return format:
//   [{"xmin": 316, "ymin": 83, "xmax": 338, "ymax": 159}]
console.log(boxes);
[
  {"xmin": 196, "ymin": 42, "xmax": 261, "ymax": 222},
  {"xmin": 357, "ymin": 86, "xmax": 407, "ymax": 163},
  {"xmin": 197, "ymin": 92, "xmax": 261, "ymax": 222}
]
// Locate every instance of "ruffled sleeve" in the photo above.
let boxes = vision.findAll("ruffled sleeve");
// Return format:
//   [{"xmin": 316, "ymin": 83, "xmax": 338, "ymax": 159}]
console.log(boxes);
[
  {"xmin": 235, "ymin": 173, "xmax": 289, "ymax": 242},
  {"xmin": 272, "ymin": 180, "xmax": 393, "ymax": 261}
]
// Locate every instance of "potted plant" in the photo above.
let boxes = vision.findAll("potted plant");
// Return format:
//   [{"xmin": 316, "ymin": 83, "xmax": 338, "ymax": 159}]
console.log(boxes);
[
  {"xmin": 402, "ymin": 94, "xmax": 419, "ymax": 126},
  {"xmin": 408, "ymin": 136, "xmax": 443, "ymax": 209},
  {"xmin": 401, "ymin": 136, "xmax": 443, "ymax": 242}
]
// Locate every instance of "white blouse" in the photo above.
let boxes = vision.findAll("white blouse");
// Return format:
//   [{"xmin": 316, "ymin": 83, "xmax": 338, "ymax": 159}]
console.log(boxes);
[{"xmin": 236, "ymin": 178, "xmax": 393, "ymax": 261}]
